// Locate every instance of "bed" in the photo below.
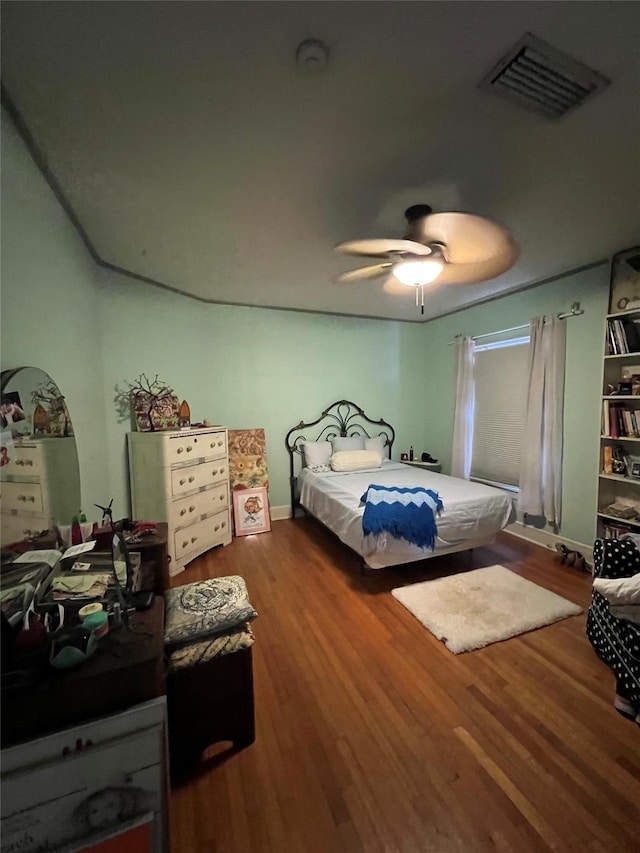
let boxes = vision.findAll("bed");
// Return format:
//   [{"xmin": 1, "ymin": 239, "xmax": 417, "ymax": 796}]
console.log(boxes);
[{"xmin": 285, "ymin": 400, "xmax": 515, "ymax": 569}]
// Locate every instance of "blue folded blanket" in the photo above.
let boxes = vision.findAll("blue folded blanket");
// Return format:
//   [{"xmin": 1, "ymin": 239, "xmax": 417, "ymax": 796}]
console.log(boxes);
[{"xmin": 360, "ymin": 484, "xmax": 443, "ymax": 550}]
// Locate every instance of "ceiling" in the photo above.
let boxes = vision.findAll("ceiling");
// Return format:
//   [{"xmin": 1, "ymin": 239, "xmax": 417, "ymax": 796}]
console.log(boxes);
[{"xmin": 2, "ymin": 1, "xmax": 639, "ymax": 323}]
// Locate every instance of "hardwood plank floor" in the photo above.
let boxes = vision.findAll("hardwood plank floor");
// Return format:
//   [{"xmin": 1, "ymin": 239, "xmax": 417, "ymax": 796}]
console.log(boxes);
[{"xmin": 169, "ymin": 520, "xmax": 639, "ymax": 852}]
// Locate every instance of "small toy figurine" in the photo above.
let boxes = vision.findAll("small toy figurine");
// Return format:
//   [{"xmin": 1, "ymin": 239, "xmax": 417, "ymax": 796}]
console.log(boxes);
[{"xmin": 94, "ymin": 498, "xmax": 114, "ymax": 528}]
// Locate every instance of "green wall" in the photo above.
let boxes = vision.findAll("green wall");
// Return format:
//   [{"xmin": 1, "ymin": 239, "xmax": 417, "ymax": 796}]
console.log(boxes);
[
  {"xmin": 1, "ymin": 108, "xmax": 607, "ymax": 547},
  {"xmin": 0, "ymin": 111, "xmax": 109, "ymax": 515},
  {"xmin": 95, "ymin": 270, "xmax": 427, "ymax": 517}
]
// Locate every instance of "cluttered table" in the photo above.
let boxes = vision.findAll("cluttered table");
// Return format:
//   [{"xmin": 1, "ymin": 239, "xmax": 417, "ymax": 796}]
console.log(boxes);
[{"xmin": 1, "ymin": 522, "xmax": 169, "ymax": 747}]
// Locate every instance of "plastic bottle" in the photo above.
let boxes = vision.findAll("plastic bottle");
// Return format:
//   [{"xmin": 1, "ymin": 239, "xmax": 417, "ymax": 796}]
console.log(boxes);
[
  {"xmin": 71, "ymin": 514, "xmax": 82, "ymax": 545},
  {"xmin": 409, "ymin": 445, "xmax": 414, "ymax": 461}
]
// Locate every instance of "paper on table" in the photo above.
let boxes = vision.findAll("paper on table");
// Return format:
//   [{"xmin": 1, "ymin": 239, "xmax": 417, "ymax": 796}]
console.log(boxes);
[
  {"xmin": 14, "ymin": 550, "xmax": 63, "ymax": 568},
  {"xmin": 63, "ymin": 541, "xmax": 97, "ymax": 559}
]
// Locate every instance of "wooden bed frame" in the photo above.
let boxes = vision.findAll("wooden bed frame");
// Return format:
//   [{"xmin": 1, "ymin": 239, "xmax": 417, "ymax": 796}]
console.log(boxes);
[{"xmin": 284, "ymin": 399, "xmax": 395, "ymax": 519}]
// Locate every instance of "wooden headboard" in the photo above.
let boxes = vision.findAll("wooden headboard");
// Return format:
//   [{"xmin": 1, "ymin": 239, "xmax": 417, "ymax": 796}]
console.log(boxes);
[{"xmin": 284, "ymin": 399, "xmax": 396, "ymax": 518}]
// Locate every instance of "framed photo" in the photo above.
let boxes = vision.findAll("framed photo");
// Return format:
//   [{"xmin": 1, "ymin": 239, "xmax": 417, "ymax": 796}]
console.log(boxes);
[
  {"xmin": 232, "ymin": 486, "xmax": 271, "ymax": 537},
  {"xmin": 610, "ymin": 245, "xmax": 640, "ymax": 312},
  {"xmin": 0, "ymin": 391, "xmax": 26, "ymax": 431}
]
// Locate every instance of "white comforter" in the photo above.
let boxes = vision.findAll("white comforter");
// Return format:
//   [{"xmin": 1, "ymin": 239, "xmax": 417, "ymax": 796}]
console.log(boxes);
[{"xmin": 299, "ymin": 461, "xmax": 515, "ymax": 568}]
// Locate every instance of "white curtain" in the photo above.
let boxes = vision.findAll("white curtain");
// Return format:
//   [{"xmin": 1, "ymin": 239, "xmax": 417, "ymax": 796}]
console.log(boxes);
[
  {"xmin": 517, "ymin": 316, "xmax": 566, "ymax": 527},
  {"xmin": 451, "ymin": 335, "xmax": 475, "ymax": 479}
]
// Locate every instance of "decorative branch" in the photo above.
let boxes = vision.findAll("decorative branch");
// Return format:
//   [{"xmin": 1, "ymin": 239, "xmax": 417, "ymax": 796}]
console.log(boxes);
[{"xmin": 114, "ymin": 374, "xmax": 176, "ymax": 431}]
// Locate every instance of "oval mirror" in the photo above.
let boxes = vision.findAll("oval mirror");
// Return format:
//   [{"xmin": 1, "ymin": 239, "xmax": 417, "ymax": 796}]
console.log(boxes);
[{"xmin": 1, "ymin": 367, "xmax": 81, "ymax": 546}]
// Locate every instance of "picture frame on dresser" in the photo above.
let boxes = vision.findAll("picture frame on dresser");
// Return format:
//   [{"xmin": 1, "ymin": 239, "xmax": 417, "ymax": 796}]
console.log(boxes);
[{"xmin": 232, "ymin": 486, "xmax": 271, "ymax": 537}]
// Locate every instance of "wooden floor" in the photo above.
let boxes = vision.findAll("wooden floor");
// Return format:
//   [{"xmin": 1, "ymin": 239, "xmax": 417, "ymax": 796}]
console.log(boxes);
[{"xmin": 169, "ymin": 520, "xmax": 640, "ymax": 853}]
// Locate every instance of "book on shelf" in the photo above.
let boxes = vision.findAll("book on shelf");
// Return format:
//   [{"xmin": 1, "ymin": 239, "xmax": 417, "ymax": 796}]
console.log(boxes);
[
  {"xmin": 606, "ymin": 316, "xmax": 640, "ymax": 355},
  {"xmin": 602, "ymin": 401, "xmax": 640, "ymax": 438},
  {"xmin": 603, "ymin": 445, "xmax": 613, "ymax": 475}
]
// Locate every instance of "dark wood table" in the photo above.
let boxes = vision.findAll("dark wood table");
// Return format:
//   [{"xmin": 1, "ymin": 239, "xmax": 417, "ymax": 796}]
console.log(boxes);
[{"xmin": 1, "ymin": 599, "xmax": 165, "ymax": 747}]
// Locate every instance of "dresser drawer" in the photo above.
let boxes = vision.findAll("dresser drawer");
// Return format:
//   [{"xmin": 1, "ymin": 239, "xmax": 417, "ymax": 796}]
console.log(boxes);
[
  {"xmin": 173, "ymin": 509, "xmax": 230, "ymax": 561},
  {"xmin": 1, "ymin": 513, "xmax": 50, "ymax": 546},
  {"xmin": 170, "ymin": 483, "xmax": 229, "ymax": 526},
  {"xmin": 0, "ymin": 481, "xmax": 45, "ymax": 514},
  {"xmin": 170, "ymin": 458, "xmax": 228, "ymax": 497},
  {"xmin": 0, "ymin": 444, "xmax": 43, "ymax": 481},
  {"xmin": 164, "ymin": 431, "xmax": 227, "ymax": 466}
]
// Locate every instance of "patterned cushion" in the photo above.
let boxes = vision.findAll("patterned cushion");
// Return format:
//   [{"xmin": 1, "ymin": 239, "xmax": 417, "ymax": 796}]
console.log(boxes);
[
  {"xmin": 167, "ymin": 623, "xmax": 255, "ymax": 672},
  {"xmin": 164, "ymin": 575, "xmax": 257, "ymax": 648}
]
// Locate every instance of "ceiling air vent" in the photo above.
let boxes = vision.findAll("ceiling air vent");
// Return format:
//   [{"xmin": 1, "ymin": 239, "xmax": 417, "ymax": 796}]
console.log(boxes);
[{"xmin": 479, "ymin": 32, "xmax": 610, "ymax": 120}]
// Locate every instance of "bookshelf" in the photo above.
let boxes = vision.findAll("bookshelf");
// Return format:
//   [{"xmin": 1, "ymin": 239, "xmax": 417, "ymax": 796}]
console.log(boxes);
[{"xmin": 598, "ymin": 303, "xmax": 640, "ymax": 539}]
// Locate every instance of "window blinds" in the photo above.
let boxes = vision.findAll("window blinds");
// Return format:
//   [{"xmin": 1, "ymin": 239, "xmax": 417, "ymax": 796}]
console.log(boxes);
[{"xmin": 471, "ymin": 339, "xmax": 529, "ymax": 488}]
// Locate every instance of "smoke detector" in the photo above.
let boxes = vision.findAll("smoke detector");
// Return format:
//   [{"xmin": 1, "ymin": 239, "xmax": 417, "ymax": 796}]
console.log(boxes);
[{"xmin": 295, "ymin": 39, "xmax": 329, "ymax": 74}]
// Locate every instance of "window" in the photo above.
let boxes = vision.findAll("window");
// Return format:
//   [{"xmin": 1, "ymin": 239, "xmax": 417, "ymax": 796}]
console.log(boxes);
[{"xmin": 470, "ymin": 336, "xmax": 529, "ymax": 490}]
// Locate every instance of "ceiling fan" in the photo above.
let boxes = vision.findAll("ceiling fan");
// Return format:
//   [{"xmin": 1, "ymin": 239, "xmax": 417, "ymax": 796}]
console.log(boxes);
[{"xmin": 335, "ymin": 204, "xmax": 519, "ymax": 313}]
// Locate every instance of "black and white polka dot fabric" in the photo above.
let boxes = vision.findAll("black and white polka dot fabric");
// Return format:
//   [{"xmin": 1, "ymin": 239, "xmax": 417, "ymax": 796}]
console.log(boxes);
[{"xmin": 586, "ymin": 539, "xmax": 640, "ymax": 722}]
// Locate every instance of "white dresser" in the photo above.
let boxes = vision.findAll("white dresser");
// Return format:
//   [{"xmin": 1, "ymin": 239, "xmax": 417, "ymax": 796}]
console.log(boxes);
[
  {"xmin": 0, "ymin": 437, "xmax": 80, "ymax": 546},
  {"xmin": 1, "ymin": 698, "xmax": 169, "ymax": 853},
  {"xmin": 128, "ymin": 427, "xmax": 232, "ymax": 575}
]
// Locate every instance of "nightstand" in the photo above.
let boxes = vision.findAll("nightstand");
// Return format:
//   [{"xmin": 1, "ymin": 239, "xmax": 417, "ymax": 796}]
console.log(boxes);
[{"xmin": 403, "ymin": 460, "xmax": 442, "ymax": 473}]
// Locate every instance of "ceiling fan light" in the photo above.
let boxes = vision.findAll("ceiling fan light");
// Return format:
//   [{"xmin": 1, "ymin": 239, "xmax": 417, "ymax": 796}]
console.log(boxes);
[{"xmin": 393, "ymin": 259, "xmax": 444, "ymax": 286}]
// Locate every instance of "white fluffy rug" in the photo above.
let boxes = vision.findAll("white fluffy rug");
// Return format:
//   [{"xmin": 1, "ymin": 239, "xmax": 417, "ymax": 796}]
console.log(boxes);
[{"xmin": 391, "ymin": 564, "xmax": 582, "ymax": 654}]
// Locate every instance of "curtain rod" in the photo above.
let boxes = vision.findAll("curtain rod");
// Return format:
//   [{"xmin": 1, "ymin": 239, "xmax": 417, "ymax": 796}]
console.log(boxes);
[{"xmin": 448, "ymin": 302, "xmax": 584, "ymax": 345}]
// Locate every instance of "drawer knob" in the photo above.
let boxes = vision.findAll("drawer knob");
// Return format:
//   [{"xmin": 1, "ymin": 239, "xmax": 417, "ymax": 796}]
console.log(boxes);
[
  {"xmin": 217, "ymin": 441, "xmax": 222, "ymax": 446},
  {"xmin": 212, "ymin": 469, "xmax": 218, "ymax": 476},
  {"xmin": 180, "ymin": 509, "xmax": 186, "ymax": 516},
  {"xmin": 189, "ymin": 505, "xmax": 195, "ymax": 512},
  {"xmin": 16, "ymin": 459, "xmax": 24, "ymax": 466},
  {"xmin": 214, "ymin": 525, "xmax": 220, "ymax": 532},
  {"xmin": 188, "ymin": 476, "xmax": 195, "ymax": 483},
  {"xmin": 220, "ymin": 466, "xmax": 226, "ymax": 474},
  {"xmin": 179, "ymin": 478, "xmax": 186, "ymax": 485},
  {"xmin": 186, "ymin": 446, "xmax": 192, "ymax": 453},
  {"xmin": 182, "ymin": 540, "xmax": 188, "ymax": 548},
  {"xmin": 219, "ymin": 495, "xmax": 224, "ymax": 501},
  {"xmin": 222, "ymin": 521, "xmax": 226, "ymax": 528},
  {"xmin": 210, "ymin": 442, "xmax": 215, "ymax": 448},
  {"xmin": 191, "ymin": 536, "xmax": 198, "ymax": 543},
  {"xmin": 26, "ymin": 460, "xmax": 33, "ymax": 466},
  {"xmin": 177, "ymin": 447, "xmax": 184, "ymax": 454}
]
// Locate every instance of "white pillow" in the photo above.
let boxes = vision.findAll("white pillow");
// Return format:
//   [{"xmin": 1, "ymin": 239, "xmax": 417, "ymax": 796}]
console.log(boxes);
[
  {"xmin": 302, "ymin": 441, "xmax": 332, "ymax": 469},
  {"xmin": 332, "ymin": 435, "xmax": 365, "ymax": 452},
  {"xmin": 331, "ymin": 449, "xmax": 382, "ymax": 472},
  {"xmin": 364, "ymin": 436, "xmax": 386, "ymax": 455},
  {"xmin": 593, "ymin": 573, "xmax": 640, "ymax": 605}
]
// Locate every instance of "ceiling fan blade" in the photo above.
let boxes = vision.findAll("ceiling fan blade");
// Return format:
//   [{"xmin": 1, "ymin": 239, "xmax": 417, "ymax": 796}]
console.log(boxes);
[
  {"xmin": 437, "ymin": 242, "xmax": 520, "ymax": 284},
  {"xmin": 412, "ymin": 212, "xmax": 518, "ymax": 265},
  {"xmin": 335, "ymin": 239, "xmax": 433, "ymax": 258},
  {"xmin": 335, "ymin": 263, "xmax": 392, "ymax": 283}
]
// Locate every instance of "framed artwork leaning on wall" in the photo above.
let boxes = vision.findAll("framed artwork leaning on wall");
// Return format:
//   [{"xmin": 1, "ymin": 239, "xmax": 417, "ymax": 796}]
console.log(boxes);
[{"xmin": 232, "ymin": 486, "xmax": 271, "ymax": 537}]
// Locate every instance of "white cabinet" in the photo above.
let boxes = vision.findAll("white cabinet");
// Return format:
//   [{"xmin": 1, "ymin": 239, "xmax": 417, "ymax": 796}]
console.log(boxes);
[
  {"xmin": 598, "ymin": 308, "xmax": 640, "ymax": 537},
  {"xmin": 128, "ymin": 427, "xmax": 232, "ymax": 575},
  {"xmin": 1, "ymin": 697, "xmax": 169, "ymax": 853},
  {"xmin": 0, "ymin": 437, "xmax": 80, "ymax": 546}
]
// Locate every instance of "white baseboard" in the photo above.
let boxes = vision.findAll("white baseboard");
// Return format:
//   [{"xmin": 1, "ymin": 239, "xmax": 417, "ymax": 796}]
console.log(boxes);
[
  {"xmin": 505, "ymin": 520, "xmax": 593, "ymax": 564},
  {"xmin": 270, "ymin": 504, "xmax": 292, "ymax": 522}
]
